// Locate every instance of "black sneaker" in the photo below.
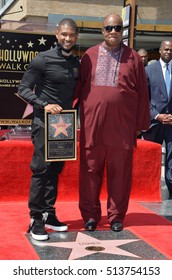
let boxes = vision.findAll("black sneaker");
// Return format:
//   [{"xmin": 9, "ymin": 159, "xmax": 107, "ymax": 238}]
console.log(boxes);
[
  {"xmin": 44, "ymin": 214, "xmax": 68, "ymax": 231},
  {"xmin": 28, "ymin": 219, "xmax": 48, "ymax": 241}
]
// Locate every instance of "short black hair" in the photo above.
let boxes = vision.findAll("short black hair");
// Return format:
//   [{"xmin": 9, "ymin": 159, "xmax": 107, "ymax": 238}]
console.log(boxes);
[{"xmin": 57, "ymin": 18, "xmax": 78, "ymax": 33}]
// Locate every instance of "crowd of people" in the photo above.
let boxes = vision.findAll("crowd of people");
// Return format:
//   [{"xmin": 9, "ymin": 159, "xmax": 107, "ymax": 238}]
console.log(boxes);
[{"xmin": 16, "ymin": 13, "xmax": 172, "ymax": 241}]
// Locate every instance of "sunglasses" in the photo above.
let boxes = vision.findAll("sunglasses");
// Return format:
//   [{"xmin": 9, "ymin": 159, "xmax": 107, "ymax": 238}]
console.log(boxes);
[{"xmin": 103, "ymin": 25, "xmax": 122, "ymax": 32}]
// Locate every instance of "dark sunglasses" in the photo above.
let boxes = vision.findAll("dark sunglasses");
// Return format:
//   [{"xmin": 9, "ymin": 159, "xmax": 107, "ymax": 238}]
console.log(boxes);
[{"xmin": 103, "ymin": 25, "xmax": 122, "ymax": 32}]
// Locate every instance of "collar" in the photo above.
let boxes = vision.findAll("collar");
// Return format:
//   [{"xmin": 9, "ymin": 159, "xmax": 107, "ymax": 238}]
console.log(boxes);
[
  {"xmin": 56, "ymin": 43, "xmax": 73, "ymax": 57},
  {"xmin": 101, "ymin": 41, "xmax": 122, "ymax": 52},
  {"xmin": 61, "ymin": 50, "xmax": 72, "ymax": 56},
  {"xmin": 160, "ymin": 58, "xmax": 172, "ymax": 68}
]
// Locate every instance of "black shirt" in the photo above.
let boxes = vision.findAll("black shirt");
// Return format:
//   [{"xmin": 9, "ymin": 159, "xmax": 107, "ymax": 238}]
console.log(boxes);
[{"xmin": 18, "ymin": 45, "xmax": 80, "ymax": 125}]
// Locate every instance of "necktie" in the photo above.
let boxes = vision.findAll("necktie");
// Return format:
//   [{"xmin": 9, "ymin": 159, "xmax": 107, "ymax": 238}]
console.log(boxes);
[{"xmin": 165, "ymin": 63, "xmax": 171, "ymax": 97}]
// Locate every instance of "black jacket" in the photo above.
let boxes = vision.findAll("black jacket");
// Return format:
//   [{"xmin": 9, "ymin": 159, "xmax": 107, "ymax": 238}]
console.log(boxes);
[{"xmin": 18, "ymin": 45, "xmax": 79, "ymax": 125}]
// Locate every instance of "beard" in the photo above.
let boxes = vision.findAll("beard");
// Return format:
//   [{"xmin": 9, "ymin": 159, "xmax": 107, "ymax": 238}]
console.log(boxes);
[{"xmin": 57, "ymin": 42, "xmax": 74, "ymax": 53}]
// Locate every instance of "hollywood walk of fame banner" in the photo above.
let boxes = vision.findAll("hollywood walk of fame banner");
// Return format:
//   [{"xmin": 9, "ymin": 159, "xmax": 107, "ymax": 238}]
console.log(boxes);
[
  {"xmin": 0, "ymin": 30, "xmax": 56, "ymax": 126},
  {"xmin": 45, "ymin": 110, "xmax": 77, "ymax": 161}
]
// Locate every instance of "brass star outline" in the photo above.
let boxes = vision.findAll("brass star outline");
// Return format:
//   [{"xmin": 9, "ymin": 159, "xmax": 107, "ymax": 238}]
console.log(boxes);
[{"xmin": 38, "ymin": 232, "xmax": 140, "ymax": 260}]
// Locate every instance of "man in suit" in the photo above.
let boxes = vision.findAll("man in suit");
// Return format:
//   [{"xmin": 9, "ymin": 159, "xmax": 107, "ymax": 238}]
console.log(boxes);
[{"xmin": 143, "ymin": 40, "xmax": 172, "ymax": 199}]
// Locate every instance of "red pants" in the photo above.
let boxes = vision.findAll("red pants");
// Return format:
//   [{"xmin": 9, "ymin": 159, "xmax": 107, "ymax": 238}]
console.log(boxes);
[{"xmin": 79, "ymin": 145, "xmax": 133, "ymax": 224}]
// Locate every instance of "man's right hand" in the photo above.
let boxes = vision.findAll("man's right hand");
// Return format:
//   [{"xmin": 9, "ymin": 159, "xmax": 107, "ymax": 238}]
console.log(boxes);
[
  {"xmin": 157, "ymin": 114, "xmax": 172, "ymax": 125},
  {"xmin": 44, "ymin": 104, "xmax": 63, "ymax": 114}
]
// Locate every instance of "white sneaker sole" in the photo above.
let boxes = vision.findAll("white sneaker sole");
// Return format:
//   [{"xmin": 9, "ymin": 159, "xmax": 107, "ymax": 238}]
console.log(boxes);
[
  {"xmin": 30, "ymin": 231, "xmax": 48, "ymax": 241},
  {"xmin": 45, "ymin": 224, "xmax": 68, "ymax": 231}
]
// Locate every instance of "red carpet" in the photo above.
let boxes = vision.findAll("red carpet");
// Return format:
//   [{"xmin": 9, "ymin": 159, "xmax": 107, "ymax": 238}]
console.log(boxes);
[
  {"xmin": 0, "ymin": 201, "xmax": 172, "ymax": 259},
  {"xmin": 0, "ymin": 138, "xmax": 162, "ymax": 201},
  {"xmin": 0, "ymin": 133, "xmax": 166, "ymax": 259},
  {"xmin": 125, "ymin": 203, "xmax": 172, "ymax": 260}
]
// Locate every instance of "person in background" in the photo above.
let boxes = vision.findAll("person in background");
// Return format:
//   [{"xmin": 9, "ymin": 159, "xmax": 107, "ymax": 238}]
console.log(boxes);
[
  {"xmin": 148, "ymin": 59, "xmax": 157, "ymax": 65},
  {"xmin": 74, "ymin": 13, "xmax": 150, "ymax": 232},
  {"xmin": 142, "ymin": 40, "xmax": 172, "ymax": 200},
  {"xmin": 18, "ymin": 18, "xmax": 79, "ymax": 241},
  {"xmin": 137, "ymin": 48, "xmax": 148, "ymax": 67},
  {"xmin": 137, "ymin": 48, "xmax": 149, "ymax": 139}
]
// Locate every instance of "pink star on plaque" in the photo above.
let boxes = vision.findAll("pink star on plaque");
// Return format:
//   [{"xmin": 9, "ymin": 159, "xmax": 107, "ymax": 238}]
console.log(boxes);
[{"xmin": 51, "ymin": 116, "xmax": 71, "ymax": 137}]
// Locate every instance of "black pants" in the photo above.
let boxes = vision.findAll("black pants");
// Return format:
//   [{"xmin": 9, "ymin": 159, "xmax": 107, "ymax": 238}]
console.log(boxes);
[
  {"xmin": 143, "ymin": 124, "xmax": 172, "ymax": 195},
  {"xmin": 29, "ymin": 123, "xmax": 64, "ymax": 219}
]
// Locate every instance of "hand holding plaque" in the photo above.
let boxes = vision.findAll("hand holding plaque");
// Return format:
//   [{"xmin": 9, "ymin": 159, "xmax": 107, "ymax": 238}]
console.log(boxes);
[{"xmin": 44, "ymin": 110, "xmax": 77, "ymax": 161}]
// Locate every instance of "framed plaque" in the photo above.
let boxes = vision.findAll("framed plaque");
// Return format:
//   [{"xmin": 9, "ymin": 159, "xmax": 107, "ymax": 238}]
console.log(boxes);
[{"xmin": 45, "ymin": 110, "xmax": 77, "ymax": 162}]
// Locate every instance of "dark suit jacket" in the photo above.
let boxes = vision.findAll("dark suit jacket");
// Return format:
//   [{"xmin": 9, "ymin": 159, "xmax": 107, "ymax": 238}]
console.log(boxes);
[{"xmin": 145, "ymin": 60, "xmax": 172, "ymax": 128}]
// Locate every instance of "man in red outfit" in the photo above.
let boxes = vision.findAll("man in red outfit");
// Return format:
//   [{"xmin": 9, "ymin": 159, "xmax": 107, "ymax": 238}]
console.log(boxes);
[{"xmin": 74, "ymin": 13, "xmax": 150, "ymax": 232}]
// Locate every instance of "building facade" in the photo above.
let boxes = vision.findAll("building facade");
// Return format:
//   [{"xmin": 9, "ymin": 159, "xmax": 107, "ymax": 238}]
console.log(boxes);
[{"xmin": 0, "ymin": 0, "xmax": 172, "ymax": 57}]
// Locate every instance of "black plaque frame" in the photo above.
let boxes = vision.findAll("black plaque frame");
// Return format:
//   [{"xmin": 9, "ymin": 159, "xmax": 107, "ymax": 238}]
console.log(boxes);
[{"xmin": 45, "ymin": 110, "xmax": 77, "ymax": 162}]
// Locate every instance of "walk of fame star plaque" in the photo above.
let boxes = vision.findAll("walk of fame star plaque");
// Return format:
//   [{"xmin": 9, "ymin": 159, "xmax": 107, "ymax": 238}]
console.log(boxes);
[{"xmin": 44, "ymin": 110, "xmax": 77, "ymax": 161}]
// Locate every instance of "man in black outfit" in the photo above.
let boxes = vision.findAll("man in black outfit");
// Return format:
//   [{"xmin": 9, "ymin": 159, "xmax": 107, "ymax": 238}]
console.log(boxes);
[{"xmin": 18, "ymin": 18, "xmax": 79, "ymax": 241}]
